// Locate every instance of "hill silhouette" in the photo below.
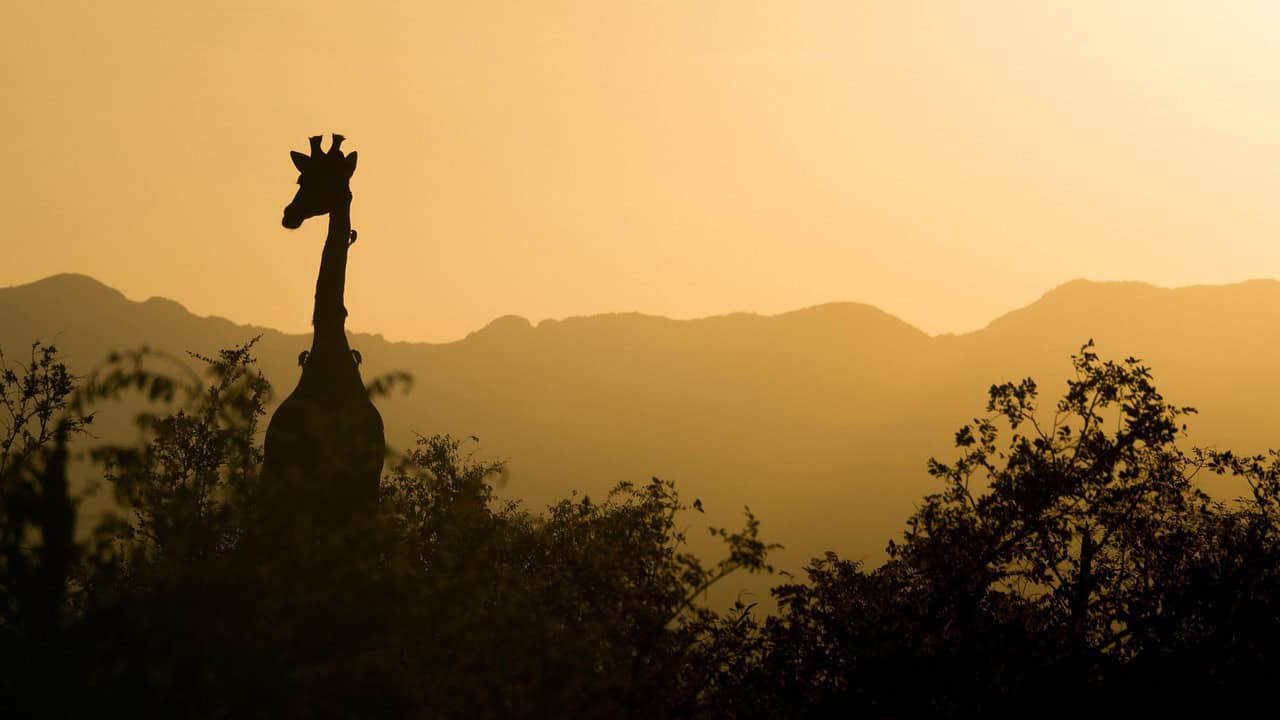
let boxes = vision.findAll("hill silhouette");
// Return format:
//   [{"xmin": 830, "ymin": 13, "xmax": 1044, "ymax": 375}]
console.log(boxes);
[{"xmin": 4, "ymin": 273, "xmax": 1280, "ymax": 581}]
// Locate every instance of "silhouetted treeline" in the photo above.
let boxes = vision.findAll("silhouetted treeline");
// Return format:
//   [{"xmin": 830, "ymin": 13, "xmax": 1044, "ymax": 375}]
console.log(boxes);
[{"xmin": 3, "ymin": 339, "xmax": 1280, "ymax": 717}]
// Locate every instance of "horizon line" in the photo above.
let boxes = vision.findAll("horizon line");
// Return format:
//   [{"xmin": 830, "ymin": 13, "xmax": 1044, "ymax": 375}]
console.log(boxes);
[{"xmin": 7, "ymin": 271, "xmax": 1280, "ymax": 346}]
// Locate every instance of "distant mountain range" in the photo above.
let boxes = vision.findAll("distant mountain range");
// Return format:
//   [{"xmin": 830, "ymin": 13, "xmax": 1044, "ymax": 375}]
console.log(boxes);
[{"xmin": 5, "ymin": 273, "xmax": 1280, "ymax": 598}]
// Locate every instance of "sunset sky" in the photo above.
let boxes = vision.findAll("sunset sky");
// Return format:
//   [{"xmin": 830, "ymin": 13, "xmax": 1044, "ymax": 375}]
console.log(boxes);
[{"xmin": 5, "ymin": 1, "xmax": 1280, "ymax": 342}]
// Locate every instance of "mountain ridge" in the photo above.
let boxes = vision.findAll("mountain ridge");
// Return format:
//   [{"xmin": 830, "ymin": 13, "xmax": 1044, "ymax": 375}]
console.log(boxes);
[
  {"xmin": 5, "ymin": 272, "xmax": 1280, "ymax": 601},
  {"xmin": 12, "ymin": 272, "xmax": 1280, "ymax": 345}
]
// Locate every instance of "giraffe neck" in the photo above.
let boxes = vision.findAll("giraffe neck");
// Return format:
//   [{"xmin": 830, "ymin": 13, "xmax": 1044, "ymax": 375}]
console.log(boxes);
[{"xmin": 311, "ymin": 199, "xmax": 353, "ymax": 354}]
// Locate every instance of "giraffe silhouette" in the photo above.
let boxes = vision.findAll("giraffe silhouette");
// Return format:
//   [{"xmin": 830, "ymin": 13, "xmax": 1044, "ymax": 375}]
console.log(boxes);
[{"xmin": 261, "ymin": 134, "xmax": 385, "ymax": 529}]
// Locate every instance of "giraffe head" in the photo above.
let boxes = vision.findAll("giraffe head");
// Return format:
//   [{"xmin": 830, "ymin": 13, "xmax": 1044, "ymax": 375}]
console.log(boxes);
[{"xmin": 282, "ymin": 133, "xmax": 358, "ymax": 229}]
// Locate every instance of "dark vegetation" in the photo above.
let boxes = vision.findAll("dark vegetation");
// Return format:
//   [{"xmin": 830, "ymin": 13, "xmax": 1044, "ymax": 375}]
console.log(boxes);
[{"xmin": 3, "ymin": 338, "xmax": 1280, "ymax": 717}]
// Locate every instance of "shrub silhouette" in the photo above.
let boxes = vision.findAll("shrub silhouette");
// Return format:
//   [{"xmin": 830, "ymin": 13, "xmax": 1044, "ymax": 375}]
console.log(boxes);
[
  {"xmin": 2, "ymin": 340, "xmax": 777, "ymax": 718},
  {"xmin": 695, "ymin": 342, "xmax": 1280, "ymax": 717},
  {"xmin": 4, "ymin": 339, "xmax": 1280, "ymax": 717}
]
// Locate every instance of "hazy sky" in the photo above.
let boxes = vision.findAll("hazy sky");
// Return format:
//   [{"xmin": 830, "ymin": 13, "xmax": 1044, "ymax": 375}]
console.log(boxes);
[{"xmin": 5, "ymin": 2, "xmax": 1279, "ymax": 342}]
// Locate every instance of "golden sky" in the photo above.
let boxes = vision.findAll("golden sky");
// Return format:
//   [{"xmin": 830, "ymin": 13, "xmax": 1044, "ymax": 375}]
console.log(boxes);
[{"xmin": 4, "ymin": 1, "xmax": 1280, "ymax": 342}]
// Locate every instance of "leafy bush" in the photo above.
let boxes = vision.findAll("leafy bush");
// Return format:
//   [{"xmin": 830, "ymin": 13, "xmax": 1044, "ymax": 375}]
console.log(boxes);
[
  {"xmin": 4, "ymin": 339, "xmax": 1280, "ymax": 718},
  {"xmin": 697, "ymin": 342, "xmax": 1280, "ymax": 717},
  {"xmin": 2, "ymin": 340, "xmax": 776, "ymax": 718}
]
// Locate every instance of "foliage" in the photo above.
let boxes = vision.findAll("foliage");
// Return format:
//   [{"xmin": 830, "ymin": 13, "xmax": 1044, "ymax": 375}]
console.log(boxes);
[
  {"xmin": 0, "ymin": 344, "xmax": 92, "ymax": 632},
  {"xmin": 0, "ymin": 343, "xmax": 94, "ymax": 717},
  {"xmin": 696, "ymin": 342, "xmax": 1280, "ymax": 717},
  {"xmin": 0, "ymin": 342, "xmax": 93, "ymax": 478},
  {"xmin": 5, "ymin": 338, "xmax": 1280, "ymax": 717},
  {"xmin": 81, "ymin": 340, "xmax": 270, "ymax": 564},
  {"xmin": 0, "ymin": 340, "xmax": 777, "ymax": 718}
]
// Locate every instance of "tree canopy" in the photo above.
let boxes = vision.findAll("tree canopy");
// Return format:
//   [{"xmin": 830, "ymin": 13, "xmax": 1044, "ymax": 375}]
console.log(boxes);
[{"xmin": 3, "ymin": 339, "xmax": 1279, "ymax": 717}]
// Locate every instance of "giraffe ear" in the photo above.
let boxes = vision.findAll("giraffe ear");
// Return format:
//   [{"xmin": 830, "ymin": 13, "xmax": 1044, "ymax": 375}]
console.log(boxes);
[
  {"xmin": 290, "ymin": 151, "xmax": 309, "ymax": 173},
  {"xmin": 344, "ymin": 151, "xmax": 358, "ymax": 177}
]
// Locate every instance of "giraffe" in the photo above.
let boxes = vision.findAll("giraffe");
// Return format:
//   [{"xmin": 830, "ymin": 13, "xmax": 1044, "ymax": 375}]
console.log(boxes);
[{"xmin": 261, "ymin": 133, "xmax": 385, "ymax": 529}]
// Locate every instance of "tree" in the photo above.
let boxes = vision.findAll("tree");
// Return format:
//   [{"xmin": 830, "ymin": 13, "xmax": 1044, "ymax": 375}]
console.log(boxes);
[
  {"xmin": 0, "ymin": 342, "xmax": 94, "ymax": 637},
  {"xmin": 0, "ymin": 343, "xmax": 94, "ymax": 715},
  {"xmin": 705, "ymin": 342, "xmax": 1280, "ymax": 716},
  {"xmin": 12, "ymin": 336, "xmax": 1280, "ymax": 717},
  {"xmin": 0, "ymin": 338, "xmax": 780, "ymax": 718}
]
